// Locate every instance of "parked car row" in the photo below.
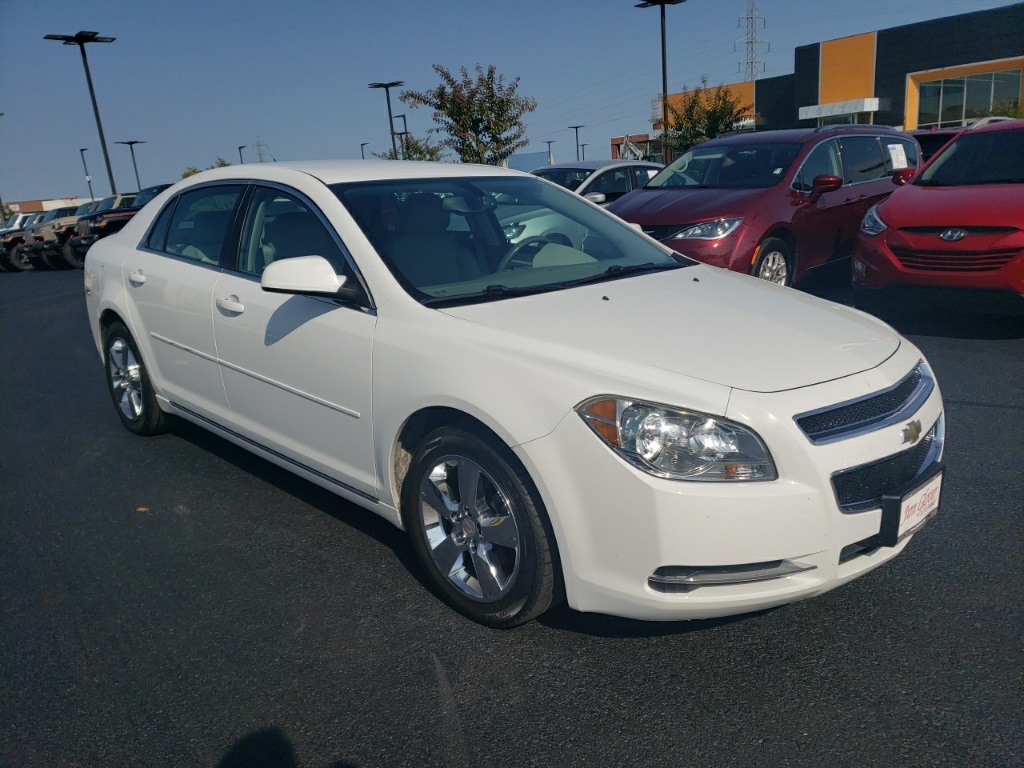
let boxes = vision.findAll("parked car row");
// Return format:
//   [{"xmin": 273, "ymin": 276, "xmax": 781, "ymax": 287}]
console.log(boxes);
[{"xmin": 0, "ymin": 183, "xmax": 169, "ymax": 272}]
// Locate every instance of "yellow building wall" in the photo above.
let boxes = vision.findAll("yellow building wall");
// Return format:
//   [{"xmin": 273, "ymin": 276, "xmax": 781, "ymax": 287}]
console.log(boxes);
[
  {"xmin": 904, "ymin": 56, "xmax": 1024, "ymax": 129},
  {"xmin": 663, "ymin": 81, "xmax": 754, "ymax": 127},
  {"xmin": 819, "ymin": 32, "xmax": 877, "ymax": 104}
]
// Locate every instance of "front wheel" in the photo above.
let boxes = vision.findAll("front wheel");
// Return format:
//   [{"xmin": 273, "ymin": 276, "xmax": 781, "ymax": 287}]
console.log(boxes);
[
  {"xmin": 7, "ymin": 244, "xmax": 33, "ymax": 272},
  {"xmin": 753, "ymin": 237, "xmax": 793, "ymax": 286},
  {"xmin": 402, "ymin": 426, "xmax": 560, "ymax": 627},
  {"xmin": 103, "ymin": 321, "xmax": 167, "ymax": 436},
  {"xmin": 62, "ymin": 241, "xmax": 86, "ymax": 269}
]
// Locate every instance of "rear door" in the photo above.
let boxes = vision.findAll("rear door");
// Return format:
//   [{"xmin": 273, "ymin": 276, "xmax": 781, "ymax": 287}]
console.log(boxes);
[
  {"xmin": 121, "ymin": 183, "xmax": 246, "ymax": 424},
  {"xmin": 834, "ymin": 135, "xmax": 893, "ymax": 259}
]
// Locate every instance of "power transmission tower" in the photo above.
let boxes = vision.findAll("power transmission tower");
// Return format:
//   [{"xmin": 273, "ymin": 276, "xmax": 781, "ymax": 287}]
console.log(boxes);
[
  {"xmin": 734, "ymin": 0, "xmax": 769, "ymax": 81},
  {"xmin": 254, "ymin": 135, "xmax": 269, "ymax": 163}
]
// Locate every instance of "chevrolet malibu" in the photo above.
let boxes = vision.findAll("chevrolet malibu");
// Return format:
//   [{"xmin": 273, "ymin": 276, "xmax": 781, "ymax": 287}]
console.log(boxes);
[{"xmin": 84, "ymin": 161, "xmax": 946, "ymax": 627}]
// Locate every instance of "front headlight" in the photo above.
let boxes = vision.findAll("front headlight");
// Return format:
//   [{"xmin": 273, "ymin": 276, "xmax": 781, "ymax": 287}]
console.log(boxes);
[
  {"xmin": 860, "ymin": 204, "xmax": 888, "ymax": 236},
  {"xmin": 673, "ymin": 217, "xmax": 743, "ymax": 240},
  {"xmin": 577, "ymin": 397, "xmax": 776, "ymax": 481}
]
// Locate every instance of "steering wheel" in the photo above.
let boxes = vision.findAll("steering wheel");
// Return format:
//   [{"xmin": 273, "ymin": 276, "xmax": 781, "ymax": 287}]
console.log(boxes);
[{"xmin": 497, "ymin": 236, "xmax": 553, "ymax": 271}]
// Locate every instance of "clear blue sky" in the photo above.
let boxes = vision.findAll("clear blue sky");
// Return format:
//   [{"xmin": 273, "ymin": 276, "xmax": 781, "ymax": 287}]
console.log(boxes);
[{"xmin": 0, "ymin": 0, "xmax": 1016, "ymax": 202}]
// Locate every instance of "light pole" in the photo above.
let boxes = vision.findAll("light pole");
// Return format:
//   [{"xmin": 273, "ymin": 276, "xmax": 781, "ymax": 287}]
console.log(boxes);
[
  {"xmin": 115, "ymin": 140, "xmax": 146, "ymax": 189},
  {"xmin": 238, "ymin": 145, "xmax": 247, "ymax": 164},
  {"xmin": 368, "ymin": 81, "xmax": 404, "ymax": 157},
  {"xmin": 0, "ymin": 114, "xmax": 5, "ymax": 216},
  {"xmin": 544, "ymin": 140, "xmax": 555, "ymax": 165},
  {"xmin": 636, "ymin": 1, "xmax": 686, "ymax": 163},
  {"xmin": 580, "ymin": 143, "xmax": 588, "ymax": 161},
  {"xmin": 394, "ymin": 114, "xmax": 409, "ymax": 159},
  {"xmin": 45, "ymin": 31, "xmax": 118, "ymax": 194},
  {"xmin": 79, "ymin": 148, "xmax": 95, "ymax": 201},
  {"xmin": 569, "ymin": 125, "xmax": 584, "ymax": 162},
  {"xmin": 360, "ymin": 142, "xmax": 369, "ymax": 159}
]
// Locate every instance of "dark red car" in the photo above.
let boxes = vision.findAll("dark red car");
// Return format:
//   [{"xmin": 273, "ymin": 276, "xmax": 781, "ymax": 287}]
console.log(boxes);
[
  {"xmin": 853, "ymin": 119, "xmax": 1024, "ymax": 307},
  {"xmin": 607, "ymin": 126, "xmax": 921, "ymax": 286}
]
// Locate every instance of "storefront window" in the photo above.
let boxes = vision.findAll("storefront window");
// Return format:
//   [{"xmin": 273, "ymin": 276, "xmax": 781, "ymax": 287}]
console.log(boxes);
[{"xmin": 918, "ymin": 68, "xmax": 1021, "ymax": 128}]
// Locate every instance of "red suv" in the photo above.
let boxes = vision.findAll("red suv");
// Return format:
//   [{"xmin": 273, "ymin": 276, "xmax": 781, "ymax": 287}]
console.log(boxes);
[
  {"xmin": 607, "ymin": 126, "xmax": 921, "ymax": 286},
  {"xmin": 853, "ymin": 119, "xmax": 1024, "ymax": 306}
]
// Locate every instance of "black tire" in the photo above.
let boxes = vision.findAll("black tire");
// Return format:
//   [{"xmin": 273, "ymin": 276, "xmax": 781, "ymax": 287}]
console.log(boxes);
[
  {"xmin": 752, "ymin": 237, "xmax": 793, "ymax": 286},
  {"xmin": 42, "ymin": 249, "xmax": 72, "ymax": 270},
  {"xmin": 402, "ymin": 425, "xmax": 560, "ymax": 627},
  {"xmin": 63, "ymin": 241, "xmax": 86, "ymax": 269},
  {"xmin": 102, "ymin": 321, "xmax": 167, "ymax": 436},
  {"xmin": 7, "ymin": 244, "xmax": 34, "ymax": 272}
]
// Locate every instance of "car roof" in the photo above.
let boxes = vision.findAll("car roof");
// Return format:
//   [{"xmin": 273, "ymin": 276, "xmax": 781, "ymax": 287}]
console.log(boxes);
[
  {"xmin": 705, "ymin": 125, "xmax": 907, "ymax": 147},
  {"xmin": 963, "ymin": 117, "xmax": 1024, "ymax": 134},
  {"xmin": 187, "ymin": 160, "xmax": 527, "ymax": 187},
  {"xmin": 533, "ymin": 160, "xmax": 661, "ymax": 172}
]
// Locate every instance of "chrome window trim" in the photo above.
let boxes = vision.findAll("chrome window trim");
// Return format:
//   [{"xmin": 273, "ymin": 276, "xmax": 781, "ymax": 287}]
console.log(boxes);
[{"xmin": 794, "ymin": 361, "xmax": 935, "ymax": 445}]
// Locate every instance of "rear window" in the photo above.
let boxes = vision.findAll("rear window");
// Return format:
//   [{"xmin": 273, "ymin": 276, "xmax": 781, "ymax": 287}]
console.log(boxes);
[{"xmin": 837, "ymin": 136, "xmax": 886, "ymax": 183}]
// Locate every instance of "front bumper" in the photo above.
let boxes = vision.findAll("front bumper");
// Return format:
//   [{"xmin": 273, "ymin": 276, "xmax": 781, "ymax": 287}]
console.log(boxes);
[
  {"xmin": 658, "ymin": 225, "xmax": 759, "ymax": 275},
  {"xmin": 515, "ymin": 342, "xmax": 944, "ymax": 621}
]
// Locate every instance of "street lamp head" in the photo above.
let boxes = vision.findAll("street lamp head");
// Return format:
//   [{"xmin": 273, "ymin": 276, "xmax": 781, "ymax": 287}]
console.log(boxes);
[
  {"xmin": 44, "ymin": 31, "xmax": 116, "ymax": 45},
  {"xmin": 115, "ymin": 140, "xmax": 146, "ymax": 146},
  {"xmin": 369, "ymin": 81, "xmax": 404, "ymax": 90},
  {"xmin": 634, "ymin": 0, "xmax": 686, "ymax": 7}
]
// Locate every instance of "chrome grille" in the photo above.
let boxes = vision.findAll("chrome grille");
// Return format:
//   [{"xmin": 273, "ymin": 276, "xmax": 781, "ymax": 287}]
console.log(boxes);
[
  {"xmin": 795, "ymin": 362, "xmax": 933, "ymax": 444},
  {"xmin": 831, "ymin": 420, "xmax": 940, "ymax": 513}
]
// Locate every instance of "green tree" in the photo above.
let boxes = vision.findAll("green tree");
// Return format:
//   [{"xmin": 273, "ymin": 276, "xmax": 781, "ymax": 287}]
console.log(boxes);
[
  {"xmin": 401, "ymin": 64, "xmax": 537, "ymax": 165},
  {"xmin": 182, "ymin": 157, "xmax": 232, "ymax": 178},
  {"xmin": 666, "ymin": 76, "xmax": 749, "ymax": 154},
  {"xmin": 983, "ymin": 100, "xmax": 1024, "ymax": 119},
  {"xmin": 373, "ymin": 132, "xmax": 447, "ymax": 161}
]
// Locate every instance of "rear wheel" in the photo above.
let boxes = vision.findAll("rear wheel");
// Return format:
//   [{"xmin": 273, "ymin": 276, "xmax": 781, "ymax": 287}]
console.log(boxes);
[
  {"xmin": 753, "ymin": 237, "xmax": 793, "ymax": 286},
  {"xmin": 402, "ymin": 425, "xmax": 560, "ymax": 627},
  {"xmin": 103, "ymin": 321, "xmax": 167, "ymax": 436}
]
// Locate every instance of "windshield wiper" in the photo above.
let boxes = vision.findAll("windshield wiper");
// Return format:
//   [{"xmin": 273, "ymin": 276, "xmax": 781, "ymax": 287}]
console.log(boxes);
[
  {"xmin": 561, "ymin": 261, "xmax": 688, "ymax": 288},
  {"xmin": 420, "ymin": 283, "xmax": 559, "ymax": 307}
]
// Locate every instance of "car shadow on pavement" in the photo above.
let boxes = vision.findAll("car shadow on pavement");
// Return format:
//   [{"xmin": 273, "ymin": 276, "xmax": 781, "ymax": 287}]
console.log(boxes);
[
  {"xmin": 218, "ymin": 727, "xmax": 357, "ymax": 768},
  {"xmin": 537, "ymin": 601, "xmax": 774, "ymax": 638},
  {"xmin": 167, "ymin": 418, "xmax": 429, "ymax": 593}
]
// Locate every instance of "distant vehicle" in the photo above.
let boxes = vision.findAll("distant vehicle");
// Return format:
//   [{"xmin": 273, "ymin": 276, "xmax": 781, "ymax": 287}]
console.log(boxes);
[
  {"xmin": 608, "ymin": 126, "xmax": 922, "ymax": 286},
  {"xmin": 854, "ymin": 118, "xmax": 1024, "ymax": 309},
  {"xmin": 17, "ymin": 206, "xmax": 78, "ymax": 270},
  {"xmin": 63, "ymin": 192, "xmax": 140, "ymax": 268},
  {"xmin": 1, "ymin": 212, "xmax": 46, "ymax": 272},
  {"xmin": 531, "ymin": 160, "xmax": 662, "ymax": 205}
]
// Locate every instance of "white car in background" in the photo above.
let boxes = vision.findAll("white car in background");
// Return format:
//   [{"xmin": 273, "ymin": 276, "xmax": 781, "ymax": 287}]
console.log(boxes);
[{"xmin": 85, "ymin": 160, "xmax": 945, "ymax": 627}]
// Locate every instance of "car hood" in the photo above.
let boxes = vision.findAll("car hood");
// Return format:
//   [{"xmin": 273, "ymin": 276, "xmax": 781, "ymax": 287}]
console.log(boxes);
[
  {"xmin": 440, "ymin": 266, "xmax": 899, "ymax": 393},
  {"xmin": 880, "ymin": 182, "xmax": 1023, "ymax": 226},
  {"xmin": 608, "ymin": 186, "xmax": 769, "ymax": 225}
]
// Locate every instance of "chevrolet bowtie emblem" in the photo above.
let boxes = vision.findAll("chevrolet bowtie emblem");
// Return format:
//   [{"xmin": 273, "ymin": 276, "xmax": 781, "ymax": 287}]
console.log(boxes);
[{"xmin": 902, "ymin": 419, "xmax": 923, "ymax": 444}]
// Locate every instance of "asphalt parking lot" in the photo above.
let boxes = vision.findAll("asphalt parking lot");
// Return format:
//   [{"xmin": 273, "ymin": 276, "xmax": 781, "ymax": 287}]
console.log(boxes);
[{"xmin": 2, "ymin": 269, "xmax": 1022, "ymax": 767}]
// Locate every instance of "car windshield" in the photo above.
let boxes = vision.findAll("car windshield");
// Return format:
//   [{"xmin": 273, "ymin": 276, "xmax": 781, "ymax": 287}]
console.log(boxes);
[
  {"xmin": 132, "ymin": 186, "xmax": 166, "ymax": 208},
  {"xmin": 646, "ymin": 142, "xmax": 802, "ymax": 189},
  {"xmin": 531, "ymin": 168, "xmax": 595, "ymax": 192},
  {"xmin": 94, "ymin": 196, "xmax": 117, "ymax": 212},
  {"xmin": 113, "ymin": 194, "xmax": 137, "ymax": 209},
  {"xmin": 333, "ymin": 175, "xmax": 689, "ymax": 307},
  {"xmin": 917, "ymin": 128, "xmax": 1024, "ymax": 186}
]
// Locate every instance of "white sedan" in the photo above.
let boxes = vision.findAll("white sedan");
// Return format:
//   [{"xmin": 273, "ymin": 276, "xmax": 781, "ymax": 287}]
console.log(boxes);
[{"xmin": 84, "ymin": 160, "xmax": 945, "ymax": 627}]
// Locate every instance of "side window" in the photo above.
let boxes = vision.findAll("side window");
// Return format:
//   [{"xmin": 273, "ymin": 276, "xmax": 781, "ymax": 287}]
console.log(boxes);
[
  {"xmin": 631, "ymin": 166, "xmax": 658, "ymax": 189},
  {"xmin": 838, "ymin": 136, "xmax": 887, "ymax": 184},
  {"xmin": 588, "ymin": 169, "xmax": 630, "ymax": 201},
  {"xmin": 164, "ymin": 185, "xmax": 245, "ymax": 265},
  {"xmin": 881, "ymin": 137, "xmax": 921, "ymax": 175},
  {"xmin": 237, "ymin": 187, "xmax": 347, "ymax": 277},
  {"xmin": 793, "ymin": 140, "xmax": 841, "ymax": 192},
  {"xmin": 146, "ymin": 199, "xmax": 175, "ymax": 251}
]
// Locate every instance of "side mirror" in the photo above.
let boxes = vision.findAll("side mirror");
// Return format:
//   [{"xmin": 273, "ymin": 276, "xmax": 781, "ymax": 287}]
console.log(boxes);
[
  {"xmin": 261, "ymin": 255, "xmax": 362, "ymax": 303},
  {"xmin": 892, "ymin": 167, "xmax": 916, "ymax": 186},
  {"xmin": 583, "ymin": 192, "xmax": 607, "ymax": 205},
  {"xmin": 809, "ymin": 174, "xmax": 843, "ymax": 202}
]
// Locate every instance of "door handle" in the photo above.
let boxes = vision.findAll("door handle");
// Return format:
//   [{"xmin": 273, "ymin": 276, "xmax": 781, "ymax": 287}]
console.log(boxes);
[
  {"xmin": 128, "ymin": 270, "xmax": 146, "ymax": 285},
  {"xmin": 216, "ymin": 296, "xmax": 245, "ymax": 314}
]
